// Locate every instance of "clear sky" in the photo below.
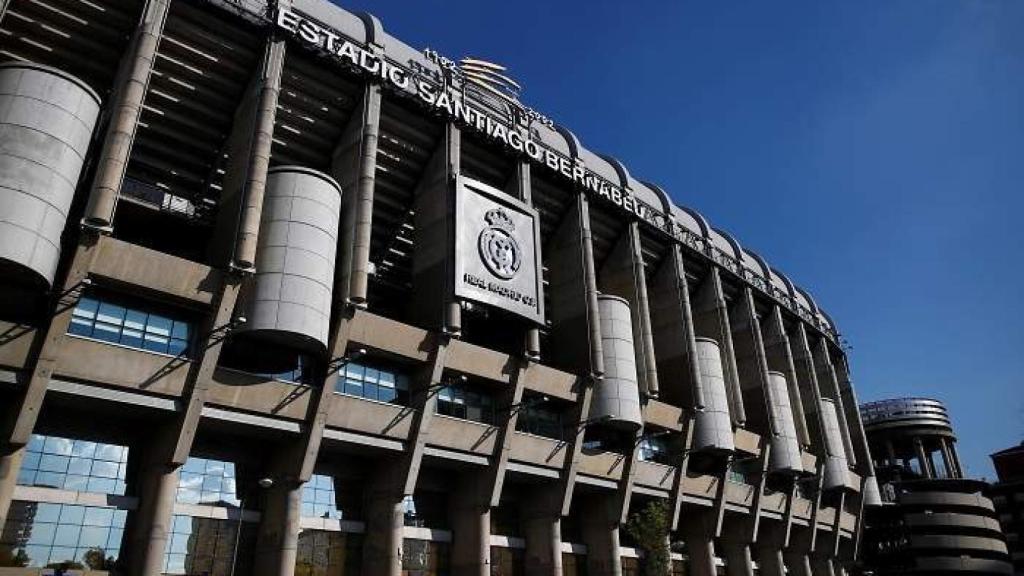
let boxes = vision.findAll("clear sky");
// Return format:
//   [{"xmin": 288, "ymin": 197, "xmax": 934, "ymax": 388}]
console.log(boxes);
[{"xmin": 334, "ymin": 0, "xmax": 1024, "ymax": 478}]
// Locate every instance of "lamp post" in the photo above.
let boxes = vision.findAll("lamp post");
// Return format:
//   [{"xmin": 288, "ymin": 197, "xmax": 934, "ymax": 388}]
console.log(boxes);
[{"xmin": 228, "ymin": 476, "xmax": 274, "ymax": 576}]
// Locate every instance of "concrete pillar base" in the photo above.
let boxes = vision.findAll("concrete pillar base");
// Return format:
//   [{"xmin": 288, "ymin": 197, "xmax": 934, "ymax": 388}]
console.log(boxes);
[
  {"xmin": 451, "ymin": 474, "xmax": 490, "ymax": 576},
  {"xmin": 581, "ymin": 494, "xmax": 621, "ymax": 576},
  {"xmin": 363, "ymin": 490, "xmax": 404, "ymax": 576},
  {"xmin": 523, "ymin": 491, "xmax": 562, "ymax": 576},
  {"xmin": 253, "ymin": 480, "xmax": 302, "ymax": 576},
  {"xmin": 723, "ymin": 542, "xmax": 754, "ymax": 576},
  {"xmin": 0, "ymin": 444, "xmax": 26, "ymax": 533},
  {"xmin": 756, "ymin": 547, "xmax": 786, "ymax": 576},
  {"xmin": 125, "ymin": 458, "xmax": 180, "ymax": 576},
  {"xmin": 784, "ymin": 552, "xmax": 812, "ymax": 576}
]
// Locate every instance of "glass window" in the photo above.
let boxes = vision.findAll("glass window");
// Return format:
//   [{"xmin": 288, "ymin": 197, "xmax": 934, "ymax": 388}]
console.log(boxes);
[
  {"xmin": 175, "ymin": 457, "xmax": 240, "ymax": 507},
  {"xmin": 295, "ymin": 530, "xmax": 363, "ymax": 576},
  {"xmin": 66, "ymin": 293, "xmax": 194, "ymax": 358},
  {"xmin": 436, "ymin": 384, "xmax": 496, "ymax": 425},
  {"xmin": 161, "ymin": 514, "xmax": 256, "ymax": 575},
  {"xmin": 17, "ymin": 435, "xmax": 128, "ymax": 496},
  {"xmin": 334, "ymin": 361, "xmax": 410, "ymax": 405},
  {"xmin": 517, "ymin": 404, "xmax": 564, "ymax": 440},
  {"xmin": 0, "ymin": 501, "xmax": 126, "ymax": 569}
]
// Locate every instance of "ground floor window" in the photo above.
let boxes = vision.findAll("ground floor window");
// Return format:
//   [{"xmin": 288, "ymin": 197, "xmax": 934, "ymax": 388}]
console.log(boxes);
[
  {"xmin": 490, "ymin": 546, "xmax": 525, "ymax": 576},
  {"xmin": 562, "ymin": 552, "xmax": 588, "ymax": 576},
  {"xmin": 0, "ymin": 500, "xmax": 126, "ymax": 570},
  {"xmin": 402, "ymin": 538, "xmax": 450, "ymax": 576},
  {"xmin": 162, "ymin": 514, "xmax": 255, "ymax": 575},
  {"xmin": 295, "ymin": 529, "xmax": 363, "ymax": 576},
  {"xmin": 622, "ymin": 556, "xmax": 641, "ymax": 576},
  {"xmin": 17, "ymin": 434, "xmax": 128, "ymax": 496}
]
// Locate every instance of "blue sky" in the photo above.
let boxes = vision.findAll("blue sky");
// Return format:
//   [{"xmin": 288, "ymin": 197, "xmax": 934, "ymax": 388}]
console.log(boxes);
[{"xmin": 335, "ymin": 0, "xmax": 1024, "ymax": 478}]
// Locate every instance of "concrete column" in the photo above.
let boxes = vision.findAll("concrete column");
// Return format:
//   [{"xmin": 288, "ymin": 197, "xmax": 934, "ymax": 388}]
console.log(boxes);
[
  {"xmin": 124, "ymin": 444, "xmax": 181, "ymax": 576},
  {"xmin": 757, "ymin": 546, "xmax": 786, "ymax": 576},
  {"xmin": 451, "ymin": 475, "xmax": 490, "ymax": 576},
  {"xmin": 783, "ymin": 552, "xmax": 812, "ymax": 576},
  {"xmin": 364, "ymin": 486, "xmax": 404, "ymax": 576},
  {"xmin": 253, "ymin": 480, "xmax": 302, "ymax": 576},
  {"xmin": 939, "ymin": 438, "xmax": 957, "ymax": 479},
  {"xmin": 948, "ymin": 439, "xmax": 964, "ymax": 478},
  {"xmin": 231, "ymin": 40, "xmax": 286, "ymax": 271},
  {"xmin": 685, "ymin": 533, "xmax": 717, "ymax": 576},
  {"xmin": 723, "ymin": 542, "xmax": 754, "ymax": 576},
  {"xmin": 581, "ymin": 495, "xmax": 621, "ymax": 576},
  {"xmin": 524, "ymin": 515, "xmax": 561, "ymax": 575},
  {"xmin": 913, "ymin": 438, "xmax": 932, "ymax": 479},
  {"xmin": 333, "ymin": 83, "xmax": 381, "ymax": 305},
  {"xmin": 811, "ymin": 555, "xmax": 836, "ymax": 576},
  {"xmin": 0, "ymin": 444, "xmax": 26, "ymax": 535},
  {"xmin": 82, "ymin": 0, "xmax": 171, "ymax": 230}
]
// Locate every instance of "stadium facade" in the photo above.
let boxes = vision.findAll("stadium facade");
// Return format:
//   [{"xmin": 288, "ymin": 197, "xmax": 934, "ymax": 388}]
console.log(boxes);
[
  {"xmin": 0, "ymin": 0, "xmax": 881, "ymax": 574},
  {"xmin": 860, "ymin": 398, "xmax": 1012, "ymax": 575}
]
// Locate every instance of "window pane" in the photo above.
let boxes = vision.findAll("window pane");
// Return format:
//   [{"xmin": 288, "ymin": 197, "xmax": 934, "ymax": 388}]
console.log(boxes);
[
  {"xmin": 43, "ymin": 437, "xmax": 73, "ymax": 456},
  {"xmin": 147, "ymin": 315, "xmax": 172, "ymax": 337},
  {"xmin": 171, "ymin": 320, "xmax": 190, "ymax": 340},
  {"xmin": 92, "ymin": 322, "xmax": 122, "ymax": 343},
  {"xmin": 68, "ymin": 317, "xmax": 94, "ymax": 336},
  {"xmin": 124, "ymin": 309, "xmax": 147, "ymax": 331},
  {"xmin": 74, "ymin": 297, "xmax": 99, "ymax": 319},
  {"xmin": 96, "ymin": 302, "xmax": 126, "ymax": 326},
  {"xmin": 84, "ymin": 507, "xmax": 114, "ymax": 527},
  {"xmin": 71, "ymin": 440, "xmax": 98, "ymax": 459}
]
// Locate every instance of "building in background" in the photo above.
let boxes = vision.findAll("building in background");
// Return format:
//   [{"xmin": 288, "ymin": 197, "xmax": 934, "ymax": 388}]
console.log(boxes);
[
  {"xmin": 860, "ymin": 398, "xmax": 1012, "ymax": 575},
  {"xmin": 0, "ymin": 0, "xmax": 880, "ymax": 574},
  {"xmin": 991, "ymin": 442, "xmax": 1024, "ymax": 574}
]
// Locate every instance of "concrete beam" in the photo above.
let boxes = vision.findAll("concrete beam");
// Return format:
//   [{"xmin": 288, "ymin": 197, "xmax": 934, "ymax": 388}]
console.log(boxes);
[
  {"xmin": 294, "ymin": 307, "xmax": 356, "ymax": 482},
  {"xmin": 411, "ymin": 123, "xmax": 461, "ymax": 334},
  {"xmin": 693, "ymin": 267, "xmax": 746, "ymax": 426},
  {"xmin": 730, "ymin": 287, "xmax": 776, "ymax": 437},
  {"xmin": 333, "ymin": 83, "xmax": 382, "ymax": 306},
  {"xmin": 669, "ymin": 415, "xmax": 697, "ymax": 531},
  {"xmin": 762, "ymin": 307, "xmax": 810, "ymax": 447},
  {"xmin": 485, "ymin": 358, "xmax": 530, "ymax": 508},
  {"xmin": 599, "ymin": 222, "xmax": 660, "ymax": 398},
  {"xmin": 399, "ymin": 336, "xmax": 450, "ymax": 496},
  {"xmin": 169, "ymin": 276, "xmax": 243, "ymax": 465},
  {"xmin": 650, "ymin": 243, "xmax": 706, "ymax": 410},
  {"xmin": 813, "ymin": 339, "xmax": 857, "ymax": 468},
  {"xmin": 82, "ymin": 0, "xmax": 172, "ymax": 231}
]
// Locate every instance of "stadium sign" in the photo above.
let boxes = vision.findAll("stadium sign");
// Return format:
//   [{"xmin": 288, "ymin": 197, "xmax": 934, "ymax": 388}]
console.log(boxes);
[
  {"xmin": 454, "ymin": 177, "xmax": 544, "ymax": 323},
  {"xmin": 275, "ymin": 8, "xmax": 659, "ymax": 228}
]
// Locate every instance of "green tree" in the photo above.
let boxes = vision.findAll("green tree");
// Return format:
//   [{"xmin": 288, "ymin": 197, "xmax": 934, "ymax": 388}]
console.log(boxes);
[
  {"xmin": 624, "ymin": 500, "xmax": 671, "ymax": 576},
  {"xmin": 83, "ymin": 547, "xmax": 116, "ymax": 570}
]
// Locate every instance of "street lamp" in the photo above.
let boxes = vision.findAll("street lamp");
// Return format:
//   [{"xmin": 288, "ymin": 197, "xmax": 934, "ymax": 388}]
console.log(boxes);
[{"xmin": 228, "ymin": 476, "xmax": 274, "ymax": 576}]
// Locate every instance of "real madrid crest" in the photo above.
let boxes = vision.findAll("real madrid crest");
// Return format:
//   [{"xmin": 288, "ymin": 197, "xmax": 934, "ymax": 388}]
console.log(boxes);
[{"xmin": 478, "ymin": 208, "xmax": 521, "ymax": 280}]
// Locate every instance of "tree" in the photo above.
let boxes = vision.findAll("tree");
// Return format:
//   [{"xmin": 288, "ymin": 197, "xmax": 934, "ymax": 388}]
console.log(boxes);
[
  {"xmin": 624, "ymin": 500, "xmax": 671, "ymax": 576},
  {"xmin": 83, "ymin": 547, "xmax": 116, "ymax": 570}
]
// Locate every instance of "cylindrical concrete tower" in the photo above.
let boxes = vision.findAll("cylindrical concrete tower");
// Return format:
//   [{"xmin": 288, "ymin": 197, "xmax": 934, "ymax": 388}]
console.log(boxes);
[
  {"xmin": 0, "ymin": 63, "xmax": 100, "ymax": 287},
  {"xmin": 860, "ymin": 398, "xmax": 1012, "ymax": 575},
  {"xmin": 820, "ymin": 398, "xmax": 851, "ymax": 490},
  {"xmin": 692, "ymin": 337, "xmax": 735, "ymax": 453},
  {"xmin": 589, "ymin": 294, "xmax": 643, "ymax": 429},
  {"xmin": 766, "ymin": 370, "xmax": 802, "ymax": 474},
  {"xmin": 236, "ymin": 166, "xmax": 342, "ymax": 353}
]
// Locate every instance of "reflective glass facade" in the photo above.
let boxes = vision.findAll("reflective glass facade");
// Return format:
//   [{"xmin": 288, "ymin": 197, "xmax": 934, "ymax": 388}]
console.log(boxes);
[
  {"xmin": 516, "ymin": 404, "xmax": 564, "ymax": 440},
  {"xmin": 401, "ymin": 539, "xmax": 450, "ymax": 576},
  {"xmin": 295, "ymin": 530, "xmax": 363, "ymax": 576},
  {"xmin": 490, "ymin": 546, "xmax": 525, "ymax": 576},
  {"xmin": 335, "ymin": 362, "xmax": 409, "ymax": 404},
  {"xmin": 162, "ymin": 514, "xmax": 255, "ymax": 575},
  {"xmin": 0, "ymin": 501, "xmax": 126, "ymax": 569},
  {"xmin": 69, "ymin": 295, "xmax": 193, "ymax": 357},
  {"xmin": 17, "ymin": 434, "xmax": 128, "ymax": 495},
  {"xmin": 436, "ymin": 384, "xmax": 496, "ymax": 425},
  {"xmin": 176, "ymin": 457, "xmax": 240, "ymax": 506},
  {"xmin": 299, "ymin": 474, "xmax": 364, "ymax": 521}
]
